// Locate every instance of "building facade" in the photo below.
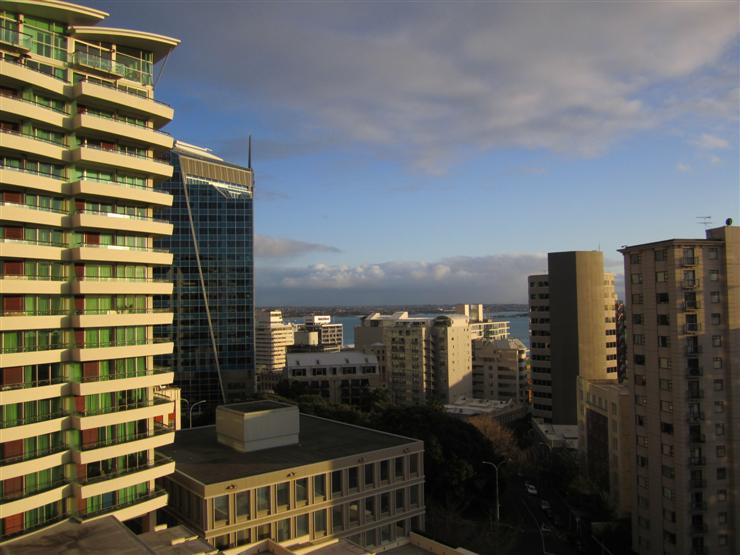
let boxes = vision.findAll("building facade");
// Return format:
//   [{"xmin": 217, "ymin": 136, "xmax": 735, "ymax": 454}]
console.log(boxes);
[
  {"xmin": 576, "ymin": 378, "xmax": 634, "ymax": 516},
  {"xmin": 528, "ymin": 251, "xmax": 618, "ymax": 424},
  {"xmin": 290, "ymin": 316, "xmax": 342, "ymax": 353},
  {"xmin": 255, "ymin": 310, "xmax": 294, "ymax": 373},
  {"xmin": 620, "ymin": 224, "xmax": 739, "ymax": 555},
  {"xmin": 472, "ymin": 338, "xmax": 529, "ymax": 404},
  {"xmin": 0, "ymin": 0, "xmax": 178, "ymax": 540},
  {"xmin": 159, "ymin": 401, "xmax": 425, "ymax": 552},
  {"xmin": 154, "ymin": 141, "xmax": 254, "ymax": 413},
  {"xmin": 284, "ymin": 351, "xmax": 381, "ymax": 406}
]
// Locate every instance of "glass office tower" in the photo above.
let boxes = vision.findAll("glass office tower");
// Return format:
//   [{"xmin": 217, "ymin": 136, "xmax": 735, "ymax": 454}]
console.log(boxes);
[{"xmin": 155, "ymin": 142, "xmax": 254, "ymax": 419}]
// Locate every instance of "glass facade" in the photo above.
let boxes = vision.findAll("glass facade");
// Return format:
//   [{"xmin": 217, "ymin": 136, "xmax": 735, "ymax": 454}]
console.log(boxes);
[{"xmin": 155, "ymin": 147, "xmax": 254, "ymax": 414}]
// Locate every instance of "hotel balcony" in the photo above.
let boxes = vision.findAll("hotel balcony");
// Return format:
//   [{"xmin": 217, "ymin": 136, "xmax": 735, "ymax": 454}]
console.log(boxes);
[
  {"xmin": 73, "ymin": 455, "xmax": 175, "ymax": 499},
  {"xmin": 70, "ymin": 277, "xmax": 173, "ymax": 296},
  {"xmin": 0, "ymin": 92, "xmax": 68, "ymax": 129},
  {"xmin": 67, "ymin": 244, "xmax": 173, "ymax": 266},
  {"xmin": 70, "ymin": 338, "xmax": 173, "ymax": 363},
  {"xmin": 72, "ymin": 112, "xmax": 174, "ymax": 150},
  {"xmin": 0, "ymin": 274, "xmax": 66, "ymax": 295},
  {"xmin": 0, "ymin": 312, "xmax": 67, "ymax": 332},
  {"xmin": 0, "ymin": 129, "xmax": 66, "ymax": 161},
  {"xmin": 71, "ymin": 396, "xmax": 175, "ymax": 430},
  {"xmin": 0, "ymin": 201, "xmax": 67, "ymax": 227},
  {"xmin": 0, "ymin": 26, "xmax": 32, "ymax": 53},
  {"xmin": 0, "ymin": 412, "xmax": 68, "ymax": 443},
  {"xmin": 0, "ymin": 378, "xmax": 67, "ymax": 404},
  {"xmin": 0, "ymin": 342, "xmax": 68, "ymax": 368},
  {"xmin": 72, "ymin": 425, "xmax": 174, "ymax": 465},
  {"xmin": 68, "ymin": 178, "xmax": 173, "ymax": 207},
  {"xmin": 72, "ymin": 79, "xmax": 174, "ymax": 127},
  {"xmin": 0, "ymin": 444, "xmax": 68, "ymax": 481},
  {"xmin": 0, "ymin": 166, "xmax": 65, "ymax": 195},
  {"xmin": 69, "ymin": 145, "xmax": 173, "ymax": 180},
  {"xmin": 71, "ymin": 366, "xmax": 174, "ymax": 396},
  {"xmin": 71, "ymin": 210, "xmax": 173, "ymax": 236},
  {"xmin": 78, "ymin": 489, "xmax": 168, "ymax": 524},
  {"xmin": 0, "ymin": 237, "xmax": 65, "ymax": 262},
  {"xmin": 0, "ymin": 58, "xmax": 66, "ymax": 96},
  {"xmin": 0, "ymin": 479, "xmax": 70, "ymax": 520},
  {"xmin": 71, "ymin": 308, "xmax": 173, "ymax": 329}
]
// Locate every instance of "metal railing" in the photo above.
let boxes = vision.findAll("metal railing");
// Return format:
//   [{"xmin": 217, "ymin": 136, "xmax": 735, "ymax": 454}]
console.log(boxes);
[
  {"xmin": 0, "ymin": 89, "xmax": 69, "ymax": 114},
  {"xmin": 0, "ymin": 477, "xmax": 67, "ymax": 502},
  {"xmin": 78, "ymin": 366, "xmax": 171, "ymax": 383},
  {"xmin": 78, "ymin": 110, "xmax": 171, "ymax": 137},
  {"xmin": 0, "ymin": 163, "xmax": 65, "ymax": 180},
  {"xmin": 77, "ymin": 242, "xmax": 170, "ymax": 253},
  {"xmin": 0, "ymin": 26, "xmax": 32, "ymax": 50},
  {"xmin": 0, "ymin": 443, "xmax": 66, "ymax": 466},
  {"xmin": 0, "ymin": 199, "xmax": 68, "ymax": 214},
  {"xmin": 75, "ymin": 395, "xmax": 171, "ymax": 418},
  {"xmin": 77, "ymin": 208, "xmax": 169, "ymax": 224},
  {"xmin": 0, "ymin": 127, "xmax": 66, "ymax": 147},
  {"xmin": 77, "ymin": 454, "xmax": 172, "ymax": 486},
  {"xmin": 0, "ymin": 409, "xmax": 66, "ymax": 429},
  {"xmin": 78, "ymin": 488, "xmax": 166, "ymax": 520},
  {"xmin": 1, "ymin": 56, "xmax": 67, "ymax": 82},
  {"xmin": 78, "ymin": 424, "xmax": 172, "ymax": 451}
]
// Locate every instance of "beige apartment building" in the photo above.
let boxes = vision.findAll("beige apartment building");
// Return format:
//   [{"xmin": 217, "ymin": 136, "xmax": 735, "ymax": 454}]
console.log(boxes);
[
  {"xmin": 158, "ymin": 401, "xmax": 425, "ymax": 552},
  {"xmin": 284, "ymin": 351, "xmax": 381, "ymax": 406},
  {"xmin": 456, "ymin": 303, "xmax": 510, "ymax": 341},
  {"xmin": 255, "ymin": 310, "xmax": 294, "ymax": 373},
  {"xmin": 472, "ymin": 337, "xmax": 529, "ymax": 404},
  {"xmin": 0, "ymin": 0, "xmax": 179, "ymax": 540},
  {"xmin": 528, "ymin": 251, "xmax": 618, "ymax": 424},
  {"xmin": 576, "ymin": 378, "xmax": 634, "ymax": 516},
  {"xmin": 620, "ymin": 224, "xmax": 739, "ymax": 555},
  {"xmin": 290, "ymin": 316, "xmax": 342, "ymax": 353},
  {"xmin": 356, "ymin": 312, "xmax": 473, "ymax": 405}
]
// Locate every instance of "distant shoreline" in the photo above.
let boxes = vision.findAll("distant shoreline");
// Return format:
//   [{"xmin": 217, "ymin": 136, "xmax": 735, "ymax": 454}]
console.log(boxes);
[{"xmin": 259, "ymin": 304, "xmax": 528, "ymax": 318}]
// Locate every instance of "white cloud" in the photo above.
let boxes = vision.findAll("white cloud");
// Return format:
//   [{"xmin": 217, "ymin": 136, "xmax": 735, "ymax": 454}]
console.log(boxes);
[
  {"xmin": 113, "ymin": 1, "xmax": 738, "ymax": 174},
  {"xmin": 255, "ymin": 235, "xmax": 341, "ymax": 258},
  {"xmin": 677, "ymin": 162, "xmax": 691, "ymax": 173},
  {"xmin": 710, "ymin": 155, "xmax": 722, "ymax": 165},
  {"xmin": 693, "ymin": 133, "xmax": 730, "ymax": 150}
]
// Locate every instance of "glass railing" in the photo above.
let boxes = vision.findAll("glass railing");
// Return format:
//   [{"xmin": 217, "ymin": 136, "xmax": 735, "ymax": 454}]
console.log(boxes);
[
  {"xmin": 0, "ymin": 200, "xmax": 68, "ymax": 214},
  {"xmin": 0, "ymin": 409, "xmax": 66, "ymax": 429},
  {"xmin": 0, "ymin": 163, "xmax": 65, "ymax": 180},
  {"xmin": 76, "ymin": 395, "xmax": 171, "ymax": 417},
  {"xmin": 77, "ymin": 208, "xmax": 169, "ymax": 223},
  {"xmin": 0, "ymin": 90, "xmax": 69, "ymax": 115},
  {"xmin": 75, "ymin": 76, "xmax": 173, "ymax": 107},
  {"xmin": 0, "ymin": 127, "xmax": 66, "ymax": 147},
  {"xmin": 1, "ymin": 272, "xmax": 66, "ymax": 281},
  {"xmin": 72, "ymin": 50, "xmax": 114, "ymax": 73},
  {"xmin": 77, "ymin": 455, "xmax": 172, "ymax": 486},
  {"xmin": 75, "ymin": 275, "xmax": 169, "ymax": 283},
  {"xmin": 78, "ymin": 337, "xmax": 171, "ymax": 350},
  {"xmin": 0, "ymin": 477, "xmax": 68, "ymax": 502},
  {"xmin": 0, "ymin": 26, "xmax": 32, "ymax": 50},
  {"xmin": 71, "ymin": 51, "xmax": 153, "ymax": 86},
  {"xmin": 78, "ymin": 174, "xmax": 149, "ymax": 191},
  {"xmin": 78, "ymin": 242, "xmax": 170, "ymax": 253},
  {"xmin": 0, "ymin": 342, "xmax": 70, "ymax": 354},
  {"xmin": 78, "ymin": 424, "xmax": 173, "ymax": 450},
  {"xmin": 79, "ymin": 110, "xmax": 171, "ymax": 137},
  {"xmin": 1, "ymin": 55, "xmax": 67, "ymax": 82},
  {"xmin": 78, "ymin": 489, "xmax": 166, "ymax": 520},
  {"xmin": 2, "ymin": 308, "xmax": 68, "ymax": 317},
  {"xmin": 76, "ymin": 307, "xmax": 170, "ymax": 315},
  {"xmin": 79, "ymin": 366, "xmax": 171, "ymax": 383},
  {"xmin": 0, "ymin": 443, "xmax": 66, "ymax": 466},
  {"xmin": 0, "ymin": 376, "xmax": 65, "ymax": 391},
  {"xmin": 0, "ymin": 236, "xmax": 66, "ymax": 247}
]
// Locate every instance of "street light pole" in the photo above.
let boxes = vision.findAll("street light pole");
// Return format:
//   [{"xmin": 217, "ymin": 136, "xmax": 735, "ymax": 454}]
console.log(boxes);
[
  {"xmin": 482, "ymin": 460, "xmax": 506, "ymax": 522},
  {"xmin": 189, "ymin": 400, "xmax": 206, "ymax": 429}
]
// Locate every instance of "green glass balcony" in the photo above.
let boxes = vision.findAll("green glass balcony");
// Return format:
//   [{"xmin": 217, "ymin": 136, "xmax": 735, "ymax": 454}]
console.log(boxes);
[{"xmin": 0, "ymin": 26, "xmax": 32, "ymax": 51}]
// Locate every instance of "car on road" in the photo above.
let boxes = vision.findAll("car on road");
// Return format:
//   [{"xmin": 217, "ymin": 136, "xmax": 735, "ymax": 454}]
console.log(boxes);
[{"xmin": 525, "ymin": 483, "xmax": 538, "ymax": 495}]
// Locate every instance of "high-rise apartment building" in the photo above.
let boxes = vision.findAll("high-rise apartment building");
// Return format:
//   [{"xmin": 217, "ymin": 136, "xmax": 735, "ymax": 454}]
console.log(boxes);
[
  {"xmin": 620, "ymin": 224, "xmax": 739, "ymax": 555},
  {"xmin": 472, "ymin": 338, "xmax": 529, "ymax": 404},
  {"xmin": 528, "ymin": 251, "xmax": 618, "ymax": 424},
  {"xmin": 356, "ymin": 312, "xmax": 472, "ymax": 405},
  {"xmin": 0, "ymin": 0, "xmax": 178, "ymax": 539},
  {"xmin": 255, "ymin": 310, "xmax": 294, "ymax": 372},
  {"xmin": 155, "ymin": 141, "xmax": 254, "ymax": 413}
]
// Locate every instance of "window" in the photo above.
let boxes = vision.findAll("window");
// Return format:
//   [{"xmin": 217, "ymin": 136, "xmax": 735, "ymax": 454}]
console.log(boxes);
[
  {"xmin": 276, "ymin": 482, "xmax": 290, "ymax": 510},
  {"xmin": 331, "ymin": 470, "xmax": 343, "ymax": 497},
  {"xmin": 409, "ymin": 453, "xmax": 419, "ymax": 475},
  {"xmin": 657, "ymin": 314, "xmax": 669, "ymax": 326},
  {"xmin": 716, "ymin": 423, "xmax": 725, "ymax": 436},
  {"xmin": 349, "ymin": 501, "xmax": 360, "ymax": 526},
  {"xmin": 718, "ymin": 490, "xmax": 727, "ymax": 502},
  {"xmin": 296, "ymin": 514, "xmax": 309, "ymax": 537},
  {"xmin": 277, "ymin": 518, "xmax": 291, "ymax": 541},
  {"xmin": 717, "ymin": 468, "xmax": 727, "ymax": 480},
  {"xmin": 380, "ymin": 492, "xmax": 390, "ymax": 514},
  {"xmin": 633, "ymin": 314, "xmax": 643, "ymax": 325},
  {"xmin": 236, "ymin": 529, "xmax": 251, "ymax": 546},
  {"xmin": 662, "ymin": 486, "xmax": 673, "ymax": 500},
  {"xmin": 236, "ymin": 491, "xmax": 249, "ymax": 519},
  {"xmin": 712, "ymin": 335, "xmax": 722, "ymax": 347},
  {"xmin": 631, "ymin": 273, "xmax": 643, "ymax": 284},
  {"xmin": 364, "ymin": 497, "xmax": 375, "ymax": 521},
  {"xmin": 711, "ymin": 291, "xmax": 720, "ymax": 303},
  {"xmin": 410, "ymin": 485, "xmax": 420, "ymax": 507},
  {"xmin": 314, "ymin": 474, "xmax": 326, "ymax": 501},
  {"xmin": 313, "ymin": 510, "xmax": 327, "ymax": 537},
  {"xmin": 633, "ymin": 334, "xmax": 644, "ymax": 345},
  {"xmin": 364, "ymin": 463, "xmax": 374, "ymax": 487},
  {"xmin": 655, "ymin": 271, "xmax": 668, "ymax": 283},
  {"xmin": 634, "ymin": 354, "xmax": 645, "ymax": 365},
  {"xmin": 332, "ymin": 504, "xmax": 344, "ymax": 531},
  {"xmin": 714, "ymin": 401, "xmax": 725, "ymax": 413},
  {"xmin": 656, "ymin": 292, "xmax": 669, "ymax": 303},
  {"xmin": 631, "ymin": 293, "xmax": 643, "ymax": 305},
  {"xmin": 714, "ymin": 379, "xmax": 724, "ymax": 392},
  {"xmin": 709, "ymin": 270, "xmax": 719, "ymax": 281},
  {"xmin": 718, "ymin": 512, "xmax": 728, "ymax": 525},
  {"xmin": 213, "ymin": 495, "xmax": 229, "ymax": 524},
  {"xmin": 394, "ymin": 457, "xmax": 404, "ymax": 480},
  {"xmin": 658, "ymin": 336, "xmax": 670, "ymax": 348},
  {"xmin": 660, "ymin": 400, "xmax": 673, "ymax": 413},
  {"xmin": 654, "ymin": 249, "xmax": 667, "ymax": 262},
  {"xmin": 711, "ymin": 313, "xmax": 721, "ymax": 325},
  {"xmin": 658, "ymin": 357, "xmax": 671, "ymax": 369},
  {"xmin": 714, "ymin": 357, "xmax": 723, "ymax": 369},
  {"xmin": 395, "ymin": 489, "xmax": 405, "ymax": 511},
  {"xmin": 717, "ymin": 446, "xmax": 726, "ymax": 457},
  {"xmin": 295, "ymin": 478, "xmax": 308, "ymax": 506},
  {"xmin": 348, "ymin": 467, "xmax": 359, "ymax": 491},
  {"xmin": 630, "ymin": 254, "xmax": 641, "ymax": 264},
  {"xmin": 257, "ymin": 523, "xmax": 270, "ymax": 541},
  {"xmin": 660, "ymin": 422, "xmax": 673, "ymax": 435},
  {"xmin": 659, "ymin": 379, "xmax": 672, "ymax": 391},
  {"xmin": 256, "ymin": 486, "xmax": 270, "ymax": 515},
  {"xmin": 380, "ymin": 460, "xmax": 389, "ymax": 482}
]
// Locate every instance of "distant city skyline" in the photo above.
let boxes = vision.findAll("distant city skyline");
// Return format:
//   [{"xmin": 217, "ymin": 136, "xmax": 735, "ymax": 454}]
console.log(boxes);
[{"xmin": 92, "ymin": 0, "xmax": 739, "ymax": 305}]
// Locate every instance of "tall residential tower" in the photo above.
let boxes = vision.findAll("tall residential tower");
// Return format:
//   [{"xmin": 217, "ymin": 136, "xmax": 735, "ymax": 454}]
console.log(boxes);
[
  {"xmin": 1, "ymin": 0, "xmax": 178, "ymax": 540},
  {"xmin": 621, "ymin": 224, "xmax": 739, "ymax": 555},
  {"xmin": 528, "ymin": 251, "xmax": 618, "ymax": 424}
]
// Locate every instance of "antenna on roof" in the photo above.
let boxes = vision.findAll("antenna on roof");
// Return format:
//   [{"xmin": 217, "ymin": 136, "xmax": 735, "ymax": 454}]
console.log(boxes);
[
  {"xmin": 697, "ymin": 216, "xmax": 712, "ymax": 228},
  {"xmin": 247, "ymin": 135, "xmax": 252, "ymax": 170}
]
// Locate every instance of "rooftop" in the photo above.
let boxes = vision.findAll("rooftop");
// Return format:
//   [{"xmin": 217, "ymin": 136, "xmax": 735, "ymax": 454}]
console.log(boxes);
[
  {"xmin": 160, "ymin": 414, "xmax": 420, "ymax": 485},
  {"xmin": 287, "ymin": 351, "xmax": 378, "ymax": 367}
]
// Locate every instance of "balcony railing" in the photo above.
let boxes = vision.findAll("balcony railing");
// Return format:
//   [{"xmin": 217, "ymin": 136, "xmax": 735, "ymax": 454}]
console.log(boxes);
[
  {"xmin": 0, "ymin": 477, "xmax": 67, "ymax": 502},
  {"xmin": 0, "ymin": 127, "xmax": 66, "ymax": 147},
  {"xmin": 681, "ymin": 301, "xmax": 701, "ymax": 311},
  {"xmin": 78, "ymin": 242, "xmax": 170, "ymax": 253},
  {"xmin": 0, "ymin": 199, "xmax": 68, "ymax": 214},
  {"xmin": 79, "ymin": 110, "xmax": 171, "ymax": 137},
  {"xmin": 0, "ymin": 376, "xmax": 65, "ymax": 391},
  {"xmin": 2, "ymin": 308, "xmax": 69, "ymax": 317},
  {"xmin": 0, "ymin": 26, "xmax": 32, "ymax": 50},
  {"xmin": 75, "ymin": 76, "xmax": 172, "ymax": 108},
  {"xmin": 77, "ymin": 208, "xmax": 169, "ymax": 224},
  {"xmin": 75, "ymin": 395, "xmax": 171, "ymax": 418},
  {"xmin": 0, "ymin": 89, "xmax": 69, "ymax": 114},
  {"xmin": 687, "ymin": 389, "xmax": 704, "ymax": 400},
  {"xmin": 1, "ymin": 56, "xmax": 67, "ymax": 82},
  {"xmin": 687, "ymin": 412, "xmax": 705, "ymax": 423},
  {"xmin": 78, "ymin": 337, "xmax": 172, "ymax": 350},
  {"xmin": 78, "ymin": 424, "xmax": 172, "ymax": 451},
  {"xmin": 0, "ymin": 409, "xmax": 66, "ymax": 429},
  {"xmin": 682, "ymin": 279, "xmax": 700, "ymax": 289},
  {"xmin": 0, "ymin": 163, "xmax": 65, "ymax": 180},
  {"xmin": 1, "ymin": 272, "xmax": 67, "ymax": 282},
  {"xmin": 74, "ymin": 276, "xmax": 170, "ymax": 283},
  {"xmin": 689, "ymin": 479, "xmax": 706, "ymax": 488},
  {"xmin": 78, "ymin": 488, "xmax": 166, "ymax": 520},
  {"xmin": 685, "ymin": 345, "xmax": 703, "ymax": 356},
  {"xmin": 0, "ymin": 342, "xmax": 70, "ymax": 354},
  {"xmin": 78, "ymin": 366, "xmax": 171, "ymax": 383},
  {"xmin": 0, "ymin": 443, "xmax": 67, "ymax": 466},
  {"xmin": 688, "ymin": 456, "xmax": 706, "ymax": 466},
  {"xmin": 0, "ymin": 236, "xmax": 66, "ymax": 248},
  {"xmin": 686, "ymin": 367, "xmax": 703, "ymax": 378},
  {"xmin": 684, "ymin": 323, "xmax": 702, "ymax": 334},
  {"xmin": 0, "ymin": 513, "xmax": 67, "ymax": 541},
  {"xmin": 689, "ymin": 433, "xmax": 706, "ymax": 444},
  {"xmin": 77, "ymin": 454, "xmax": 172, "ymax": 487}
]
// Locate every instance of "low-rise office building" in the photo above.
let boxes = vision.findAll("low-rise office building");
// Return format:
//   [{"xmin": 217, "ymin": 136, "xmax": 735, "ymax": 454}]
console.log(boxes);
[
  {"xmin": 158, "ymin": 401, "xmax": 425, "ymax": 552},
  {"xmin": 255, "ymin": 310, "xmax": 295, "ymax": 372},
  {"xmin": 284, "ymin": 352, "xmax": 381, "ymax": 406}
]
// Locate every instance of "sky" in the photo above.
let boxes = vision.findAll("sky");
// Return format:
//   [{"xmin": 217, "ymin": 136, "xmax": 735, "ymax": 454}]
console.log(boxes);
[{"xmin": 91, "ymin": 0, "xmax": 739, "ymax": 305}]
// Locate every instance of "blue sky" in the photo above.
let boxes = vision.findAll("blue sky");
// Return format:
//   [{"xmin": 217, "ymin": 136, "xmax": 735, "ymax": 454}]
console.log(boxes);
[{"xmin": 91, "ymin": 1, "xmax": 739, "ymax": 305}]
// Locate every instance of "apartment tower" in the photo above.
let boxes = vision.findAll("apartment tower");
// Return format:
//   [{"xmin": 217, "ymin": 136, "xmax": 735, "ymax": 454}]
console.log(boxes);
[
  {"xmin": 621, "ymin": 223, "xmax": 739, "ymax": 555},
  {"xmin": 154, "ymin": 142, "xmax": 254, "ymax": 415},
  {"xmin": 0, "ymin": 0, "xmax": 179, "ymax": 540},
  {"xmin": 255, "ymin": 310, "xmax": 294, "ymax": 373},
  {"xmin": 528, "ymin": 251, "xmax": 618, "ymax": 424}
]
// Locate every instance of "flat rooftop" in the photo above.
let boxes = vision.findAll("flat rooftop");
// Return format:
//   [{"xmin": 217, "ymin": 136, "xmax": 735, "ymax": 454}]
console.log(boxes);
[
  {"xmin": 223, "ymin": 400, "xmax": 289, "ymax": 414},
  {"xmin": 160, "ymin": 414, "xmax": 419, "ymax": 485}
]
